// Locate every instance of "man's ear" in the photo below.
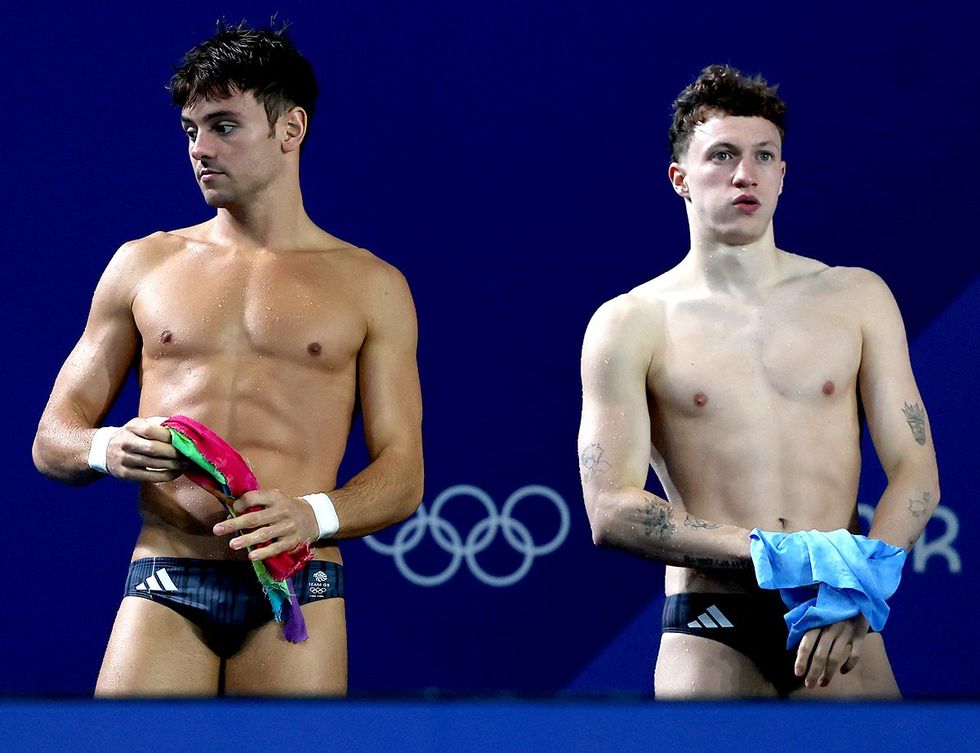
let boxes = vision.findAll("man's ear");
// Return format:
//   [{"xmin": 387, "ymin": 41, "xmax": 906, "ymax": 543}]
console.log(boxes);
[
  {"xmin": 281, "ymin": 106, "xmax": 308, "ymax": 154},
  {"xmin": 668, "ymin": 162, "xmax": 689, "ymax": 199},
  {"xmin": 779, "ymin": 161, "xmax": 786, "ymax": 195}
]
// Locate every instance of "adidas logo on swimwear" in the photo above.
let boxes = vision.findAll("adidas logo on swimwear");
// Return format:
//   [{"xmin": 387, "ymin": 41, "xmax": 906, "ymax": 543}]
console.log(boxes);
[
  {"xmin": 135, "ymin": 568, "xmax": 179, "ymax": 593},
  {"xmin": 687, "ymin": 605, "xmax": 733, "ymax": 629}
]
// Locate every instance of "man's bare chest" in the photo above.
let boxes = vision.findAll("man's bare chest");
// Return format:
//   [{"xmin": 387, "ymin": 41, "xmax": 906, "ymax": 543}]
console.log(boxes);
[
  {"xmin": 650, "ymin": 294, "xmax": 863, "ymax": 414},
  {"xmin": 133, "ymin": 253, "xmax": 366, "ymax": 369}
]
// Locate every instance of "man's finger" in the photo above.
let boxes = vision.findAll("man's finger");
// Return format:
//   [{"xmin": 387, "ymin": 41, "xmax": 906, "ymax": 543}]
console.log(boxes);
[
  {"xmin": 127, "ymin": 417, "xmax": 171, "ymax": 442},
  {"xmin": 121, "ymin": 452, "xmax": 184, "ymax": 470},
  {"xmin": 249, "ymin": 534, "xmax": 297, "ymax": 560},
  {"xmin": 805, "ymin": 635, "xmax": 832, "ymax": 688},
  {"xmin": 819, "ymin": 636, "xmax": 852, "ymax": 687},
  {"xmin": 117, "ymin": 467, "xmax": 183, "ymax": 483},
  {"xmin": 233, "ymin": 492, "xmax": 274, "ymax": 515},
  {"xmin": 795, "ymin": 629, "xmax": 819, "ymax": 677},
  {"xmin": 841, "ymin": 633, "xmax": 865, "ymax": 674},
  {"xmin": 213, "ymin": 510, "xmax": 264, "ymax": 535}
]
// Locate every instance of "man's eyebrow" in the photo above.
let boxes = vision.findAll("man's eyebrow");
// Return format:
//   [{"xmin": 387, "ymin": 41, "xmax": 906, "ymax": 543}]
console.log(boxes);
[
  {"xmin": 180, "ymin": 110, "xmax": 242, "ymax": 125},
  {"xmin": 704, "ymin": 140, "xmax": 777, "ymax": 152}
]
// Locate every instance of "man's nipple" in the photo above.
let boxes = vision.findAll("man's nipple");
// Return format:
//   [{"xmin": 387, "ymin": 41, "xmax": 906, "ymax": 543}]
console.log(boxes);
[
  {"xmin": 693, "ymin": 391, "xmax": 709, "ymax": 407},
  {"xmin": 307, "ymin": 342, "xmax": 322, "ymax": 356},
  {"xmin": 822, "ymin": 380, "xmax": 835, "ymax": 396},
  {"xmin": 159, "ymin": 330, "xmax": 173, "ymax": 344}
]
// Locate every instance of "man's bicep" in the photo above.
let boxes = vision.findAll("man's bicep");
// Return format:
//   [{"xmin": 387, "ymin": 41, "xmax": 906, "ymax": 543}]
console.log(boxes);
[
  {"xmin": 42, "ymin": 247, "xmax": 141, "ymax": 426},
  {"xmin": 858, "ymin": 275, "xmax": 935, "ymax": 470},
  {"xmin": 357, "ymin": 267, "xmax": 422, "ymax": 457},
  {"xmin": 578, "ymin": 303, "xmax": 655, "ymax": 491}
]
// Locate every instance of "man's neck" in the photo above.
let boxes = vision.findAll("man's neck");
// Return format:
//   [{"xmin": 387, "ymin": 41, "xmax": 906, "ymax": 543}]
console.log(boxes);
[
  {"xmin": 210, "ymin": 181, "xmax": 312, "ymax": 251},
  {"xmin": 683, "ymin": 226, "xmax": 783, "ymax": 295}
]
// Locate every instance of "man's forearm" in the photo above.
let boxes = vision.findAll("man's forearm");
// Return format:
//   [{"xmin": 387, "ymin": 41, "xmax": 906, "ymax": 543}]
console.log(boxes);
[
  {"xmin": 586, "ymin": 487, "xmax": 753, "ymax": 568},
  {"xmin": 326, "ymin": 444, "xmax": 424, "ymax": 539},
  {"xmin": 33, "ymin": 414, "xmax": 103, "ymax": 486},
  {"xmin": 868, "ymin": 458, "xmax": 941, "ymax": 552}
]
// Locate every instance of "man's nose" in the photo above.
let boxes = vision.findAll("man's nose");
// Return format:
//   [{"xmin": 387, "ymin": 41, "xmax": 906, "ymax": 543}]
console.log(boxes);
[
  {"xmin": 732, "ymin": 160, "xmax": 757, "ymax": 188},
  {"xmin": 189, "ymin": 132, "xmax": 215, "ymax": 162}
]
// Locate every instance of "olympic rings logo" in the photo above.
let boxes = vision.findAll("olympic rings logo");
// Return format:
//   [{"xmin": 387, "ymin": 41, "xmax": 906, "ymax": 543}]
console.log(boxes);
[{"xmin": 364, "ymin": 484, "xmax": 570, "ymax": 587}]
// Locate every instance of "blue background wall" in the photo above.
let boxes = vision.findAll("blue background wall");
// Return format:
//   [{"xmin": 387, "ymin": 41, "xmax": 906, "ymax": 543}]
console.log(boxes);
[{"xmin": 2, "ymin": 0, "xmax": 975, "ymax": 698}]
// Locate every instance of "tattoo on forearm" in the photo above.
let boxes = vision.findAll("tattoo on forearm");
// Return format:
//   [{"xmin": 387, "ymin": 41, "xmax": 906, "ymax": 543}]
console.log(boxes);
[
  {"xmin": 902, "ymin": 402, "xmax": 927, "ymax": 446},
  {"xmin": 640, "ymin": 497, "xmax": 676, "ymax": 543},
  {"xmin": 580, "ymin": 442, "xmax": 611, "ymax": 481},
  {"xmin": 681, "ymin": 554, "xmax": 751, "ymax": 570},
  {"xmin": 908, "ymin": 491, "xmax": 931, "ymax": 518},
  {"xmin": 684, "ymin": 514, "xmax": 721, "ymax": 530}
]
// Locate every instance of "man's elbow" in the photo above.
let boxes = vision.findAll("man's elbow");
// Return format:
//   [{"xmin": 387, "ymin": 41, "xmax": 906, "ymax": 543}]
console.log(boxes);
[
  {"xmin": 31, "ymin": 435, "xmax": 50, "ymax": 477},
  {"xmin": 31, "ymin": 432, "xmax": 60, "ymax": 480},
  {"xmin": 32, "ymin": 429, "xmax": 91, "ymax": 486},
  {"xmin": 584, "ymin": 491, "xmax": 615, "ymax": 549},
  {"xmin": 395, "ymin": 465, "xmax": 424, "ymax": 523}
]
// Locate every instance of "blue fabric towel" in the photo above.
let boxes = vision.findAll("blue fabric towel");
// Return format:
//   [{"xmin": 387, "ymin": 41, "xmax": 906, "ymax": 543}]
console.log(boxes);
[{"xmin": 749, "ymin": 529, "xmax": 906, "ymax": 648}]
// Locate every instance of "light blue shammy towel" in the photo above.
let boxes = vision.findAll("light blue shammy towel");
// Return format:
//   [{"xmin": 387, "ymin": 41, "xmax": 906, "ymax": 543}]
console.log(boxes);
[{"xmin": 749, "ymin": 529, "xmax": 907, "ymax": 648}]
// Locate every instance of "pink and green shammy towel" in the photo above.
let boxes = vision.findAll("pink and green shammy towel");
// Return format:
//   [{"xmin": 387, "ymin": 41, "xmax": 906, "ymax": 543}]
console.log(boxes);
[{"xmin": 161, "ymin": 415, "xmax": 313, "ymax": 642}]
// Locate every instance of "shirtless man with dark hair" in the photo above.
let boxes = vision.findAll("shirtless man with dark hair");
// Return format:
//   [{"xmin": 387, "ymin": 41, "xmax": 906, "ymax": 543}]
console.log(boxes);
[
  {"xmin": 33, "ymin": 22, "xmax": 423, "ymax": 697},
  {"xmin": 578, "ymin": 65, "xmax": 939, "ymax": 699}
]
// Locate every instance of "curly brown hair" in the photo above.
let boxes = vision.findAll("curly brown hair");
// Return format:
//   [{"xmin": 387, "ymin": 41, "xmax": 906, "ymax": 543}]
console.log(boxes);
[{"xmin": 669, "ymin": 65, "xmax": 786, "ymax": 161}]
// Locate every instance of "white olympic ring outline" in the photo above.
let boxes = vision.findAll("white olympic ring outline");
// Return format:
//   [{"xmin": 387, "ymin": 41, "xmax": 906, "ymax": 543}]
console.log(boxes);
[{"xmin": 364, "ymin": 484, "xmax": 570, "ymax": 587}]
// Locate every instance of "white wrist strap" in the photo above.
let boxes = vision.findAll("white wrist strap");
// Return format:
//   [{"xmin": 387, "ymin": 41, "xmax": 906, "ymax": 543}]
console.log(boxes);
[
  {"xmin": 87, "ymin": 426, "xmax": 120, "ymax": 474},
  {"xmin": 301, "ymin": 493, "xmax": 340, "ymax": 540}
]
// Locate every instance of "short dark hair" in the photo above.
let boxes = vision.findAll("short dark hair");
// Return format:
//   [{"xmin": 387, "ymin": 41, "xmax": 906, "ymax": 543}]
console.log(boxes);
[
  {"xmin": 167, "ymin": 20, "xmax": 319, "ymax": 138},
  {"xmin": 669, "ymin": 65, "xmax": 786, "ymax": 161}
]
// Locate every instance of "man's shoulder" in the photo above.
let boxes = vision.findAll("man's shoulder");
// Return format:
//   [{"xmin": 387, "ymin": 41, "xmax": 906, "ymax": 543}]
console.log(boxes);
[
  {"xmin": 304, "ymin": 228, "xmax": 406, "ymax": 280},
  {"xmin": 777, "ymin": 250, "xmax": 884, "ymax": 289},
  {"xmin": 584, "ymin": 289, "xmax": 665, "ymax": 366},
  {"xmin": 801, "ymin": 262, "xmax": 892, "ymax": 300},
  {"xmin": 592, "ymin": 289, "xmax": 663, "ymax": 327},
  {"xmin": 328, "ymin": 244, "xmax": 412, "ymax": 298},
  {"xmin": 103, "ymin": 230, "xmax": 192, "ymax": 276}
]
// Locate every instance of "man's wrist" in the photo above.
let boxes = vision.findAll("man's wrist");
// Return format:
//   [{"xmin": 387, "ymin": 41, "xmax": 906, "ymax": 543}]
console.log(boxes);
[
  {"xmin": 301, "ymin": 492, "xmax": 340, "ymax": 540},
  {"xmin": 87, "ymin": 426, "xmax": 120, "ymax": 474}
]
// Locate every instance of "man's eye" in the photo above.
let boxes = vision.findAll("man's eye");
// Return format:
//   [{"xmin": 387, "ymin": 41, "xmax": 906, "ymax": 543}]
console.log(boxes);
[
  {"xmin": 215, "ymin": 124, "xmax": 235, "ymax": 135},
  {"xmin": 758, "ymin": 152, "xmax": 773, "ymax": 161},
  {"xmin": 184, "ymin": 129, "xmax": 197, "ymax": 141},
  {"xmin": 712, "ymin": 151, "xmax": 731, "ymax": 161}
]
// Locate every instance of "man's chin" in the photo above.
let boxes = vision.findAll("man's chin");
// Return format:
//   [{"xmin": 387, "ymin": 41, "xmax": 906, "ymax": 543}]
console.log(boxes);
[{"xmin": 201, "ymin": 191, "xmax": 234, "ymax": 208}]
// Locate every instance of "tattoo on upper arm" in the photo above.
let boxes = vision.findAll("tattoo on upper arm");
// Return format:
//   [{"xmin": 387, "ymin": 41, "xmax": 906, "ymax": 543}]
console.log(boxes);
[
  {"xmin": 902, "ymin": 402, "xmax": 927, "ymax": 446},
  {"xmin": 640, "ymin": 497, "xmax": 676, "ymax": 543},
  {"xmin": 684, "ymin": 514, "xmax": 721, "ymax": 530},
  {"xmin": 580, "ymin": 442, "xmax": 611, "ymax": 481},
  {"xmin": 908, "ymin": 492, "xmax": 931, "ymax": 518}
]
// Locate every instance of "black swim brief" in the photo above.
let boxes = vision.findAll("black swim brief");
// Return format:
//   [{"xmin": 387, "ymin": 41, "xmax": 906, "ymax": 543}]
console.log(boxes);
[
  {"xmin": 124, "ymin": 557, "xmax": 344, "ymax": 659},
  {"xmin": 662, "ymin": 591, "xmax": 803, "ymax": 697}
]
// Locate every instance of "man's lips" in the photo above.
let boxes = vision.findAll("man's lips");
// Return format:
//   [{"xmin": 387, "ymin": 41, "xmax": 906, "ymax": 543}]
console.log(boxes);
[
  {"xmin": 198, "ymin": 168, "xmax": 224, "ymax": 181},
  {"xmin": 733, "ymin": 194, "xmax": 760, "ymax": 213}
]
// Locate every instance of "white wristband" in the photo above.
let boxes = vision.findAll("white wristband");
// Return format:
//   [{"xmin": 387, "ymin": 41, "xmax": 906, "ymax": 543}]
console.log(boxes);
[
  {"xmin": 301, "ymin": 493, "xmax": 340, "ymax": 540},
  {"xmin": 87, "ymin": 426, "xmax": 120, "ymax": 474}
]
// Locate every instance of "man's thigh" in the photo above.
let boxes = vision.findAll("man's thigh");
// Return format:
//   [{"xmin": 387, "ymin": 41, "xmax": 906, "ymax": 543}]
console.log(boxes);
[
  {"xmin": 224, "ymin": 598, "xmax": 347, "ymax": 697},
  {"xmin": 655, "ymin": 633, "xmax": 779, "ymax": 699},
  {"xmin": 95, "ymin": 596, "xmax": 220, "ymax": 697},
  {"xmin": 789, "ymin": 633, "xmax": 900, "ymax": 700}
]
